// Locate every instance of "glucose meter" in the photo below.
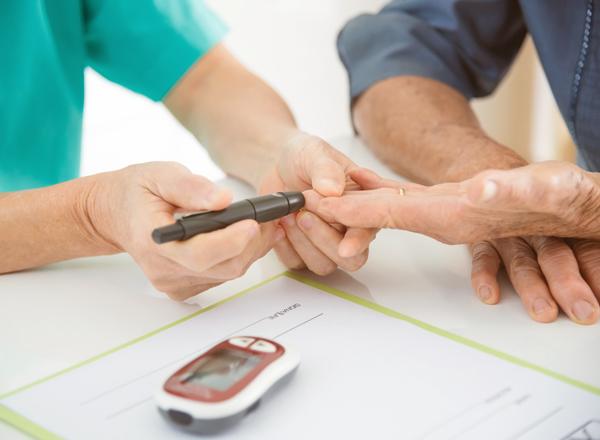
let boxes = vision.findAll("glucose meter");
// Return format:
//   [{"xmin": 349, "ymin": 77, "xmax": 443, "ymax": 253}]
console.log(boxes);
[{"xmin": 156, "ymin": 336, "xmax": 300, "ymax": 434}]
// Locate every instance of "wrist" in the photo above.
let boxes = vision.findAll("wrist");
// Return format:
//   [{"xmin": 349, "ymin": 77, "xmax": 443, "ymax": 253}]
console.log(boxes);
[
  {"xmin": 435, "ymin": 127, "xmax": 528, "ymax": 183},
  {"xmin": 75, "ymin": 172, "xmax": 123, "ymax": 254}
]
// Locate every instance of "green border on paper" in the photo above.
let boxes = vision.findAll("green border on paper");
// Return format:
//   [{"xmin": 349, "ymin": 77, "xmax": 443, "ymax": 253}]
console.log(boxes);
[
  {"xmin": 0, "ymin": 405, "xmax": 61, "ymax": 440},
  {"xmin": 285, "ymin": 271, "xmax": 600, "ymax": 397},
  {"xmin": 1, "ymin": 271, "xmax": 599, "ymax": 439}
]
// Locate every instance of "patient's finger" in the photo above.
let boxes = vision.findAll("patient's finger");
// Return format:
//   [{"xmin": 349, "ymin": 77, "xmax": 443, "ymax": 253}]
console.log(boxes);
[
  {"xmin": 303, "ymin": 189, "xmax": 325, "ymax": 214},
  {"xmin": 316, "ymin": 190, "xmax": 469, "ymax": 245},
  {"xmin": 470, "ymin": 241, "xmax": 502, "ymax": 305},
  {"xmin": 570, "ymin": 238, "xmax": 600, "ymax": 302},
  {"xmin": 528, "ymin": 236, "xmax": 599, "ymax": 324},
  {"xmin": 316, "ymin": 191, "xmax": 404, "ymax": 229},
  {"xmin": 494, "ymin": 237, "xmax": 559, "ymax": 323}
]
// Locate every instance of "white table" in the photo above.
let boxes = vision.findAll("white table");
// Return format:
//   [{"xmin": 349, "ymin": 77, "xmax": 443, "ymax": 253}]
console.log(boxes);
[{"xmin": 1, "ymin": 137, "xmax": 599, "ymax": 439}]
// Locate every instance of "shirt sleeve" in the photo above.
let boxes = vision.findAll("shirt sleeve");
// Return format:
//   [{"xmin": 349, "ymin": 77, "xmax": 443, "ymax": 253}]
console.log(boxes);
[
  {"xmin": 337, "ymin": 0, "xmax": 527, "ymax": 100},
  {"xmin": 83, "ymin": 0, "xmax": 227, "ymax": 101}
]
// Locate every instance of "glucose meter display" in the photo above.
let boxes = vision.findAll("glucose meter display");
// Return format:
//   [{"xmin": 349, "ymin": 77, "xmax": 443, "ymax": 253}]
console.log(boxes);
[{"xmin": 185, "ymin": 349, "xmax": 261, "ymax": 392}]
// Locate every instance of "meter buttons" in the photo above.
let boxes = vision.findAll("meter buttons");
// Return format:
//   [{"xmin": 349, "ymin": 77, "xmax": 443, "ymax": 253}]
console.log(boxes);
[
  {"xmin": 250, "ymin": 340, "xmax": 276, "ymax": 353},
  {"xmin": 228, "ymin": 337, "xmax": 255, "ymax": 348},
  {"xmin": 229, "ymin": 337, "xmax": 277, "ymax": 353}
]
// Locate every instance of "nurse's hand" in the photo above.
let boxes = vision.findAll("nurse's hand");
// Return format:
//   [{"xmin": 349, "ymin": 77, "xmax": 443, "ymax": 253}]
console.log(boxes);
[
  {"xmin": 91, "ymin": 162, "xmax": 283, "ymax": 300},
  {"xmin": 258, "ymin": 132, "xmax": 376, "ymax": 276}
]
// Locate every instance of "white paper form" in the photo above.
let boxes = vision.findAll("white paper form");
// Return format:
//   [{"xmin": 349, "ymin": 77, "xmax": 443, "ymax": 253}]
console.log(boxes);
[{"xmin": 1, "ymin": 274, "xmax": 599, "ymax": 440}]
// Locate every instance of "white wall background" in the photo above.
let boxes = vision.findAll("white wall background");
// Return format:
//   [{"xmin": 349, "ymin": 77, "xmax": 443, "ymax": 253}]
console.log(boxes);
[
  {"xmin": 81, "ymin": 1, "xmax": 567, "ymax": 179},
  {"xmin": 81, "ymin": 0, "xmax": 387, "ymax": 179}
]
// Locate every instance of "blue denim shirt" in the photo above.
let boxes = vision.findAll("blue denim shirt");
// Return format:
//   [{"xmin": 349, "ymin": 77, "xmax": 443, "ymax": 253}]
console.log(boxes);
[{"xmin": 338, "ymin": 0, "xmax": 600, "ymax": 171}]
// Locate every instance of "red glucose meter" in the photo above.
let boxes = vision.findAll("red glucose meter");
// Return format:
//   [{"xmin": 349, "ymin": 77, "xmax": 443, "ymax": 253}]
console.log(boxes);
[{"xmin": 156, "ymin": 336, "xmax": 300, "ymax": 434}]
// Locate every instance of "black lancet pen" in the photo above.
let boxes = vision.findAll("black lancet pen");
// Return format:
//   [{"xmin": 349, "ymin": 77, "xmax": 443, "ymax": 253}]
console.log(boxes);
[{"xmin": 152, "ymin": 191, "xmax": 305, "ymax": 244}]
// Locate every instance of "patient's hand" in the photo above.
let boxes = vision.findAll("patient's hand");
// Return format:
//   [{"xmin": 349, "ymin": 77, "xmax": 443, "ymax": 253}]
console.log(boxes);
[
  {"xmin": 312, "ymin": 165, "xmax": 600, "ymax": 324},
  {"xmin": 314, "ymin": 162, "xmax": 600, "ymax": 243}
]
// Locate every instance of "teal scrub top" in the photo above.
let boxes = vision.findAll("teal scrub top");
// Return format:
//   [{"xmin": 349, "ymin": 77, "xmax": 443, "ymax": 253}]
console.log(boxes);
[{"xmin": 0, "ymin": 0, "xmax": 226, "ymax": 192}]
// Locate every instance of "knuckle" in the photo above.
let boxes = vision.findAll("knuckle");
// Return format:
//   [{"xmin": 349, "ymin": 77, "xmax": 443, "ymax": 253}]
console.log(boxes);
[
  {"xmin": 273, "ymin": 245, "xmax": 306, "ymax": 270},
  {"xmin": 573, "ymin": 240, "xmax": 600, "ymax": 266},
  {"xmin": 343, "ymin": 253, "xmax": 368, "ymax": 272},
  {"xmin": 235, "ymin": 262, "xmax": 252, "ymax": 278},
  {"xmin": 471, "ymin": 242, "xmax": 496, "ymax": 262},
  {"xmin": 211, "ymin": 236, "xmax": 250, "ymax": 265},
  {"xmin": 233, "ymin": 232, "xmax": 253, "ymax": 252},
  {"xmin": 509, "ymin": 254, "xmax": 540, "ymax": 278},
  {"xmin": 304, "ymin": 135, "xmax": 328, "ymax": 151},
  {"xmin": 163, "ymin": 161, "xmax": 188, "ymax": 173},
  {"xmin": 148, "ymin": 275, "xmax": 170, "ymax": 293},
  {"xmin": 532, "ymin": 237, "xmax": 569, "ymax": 262},
  {"xmin": 161, "ymin": 287, "xmax": 188, "ymax": 302},
  {"xmin": 274, "ymin": 248, "xmax": 300, "ymax": 269},
  {"xmin": 430, "ymin": 231, "xmax": 459, "ymax": 245},
  {"xmin": 184, "ymin": 254, "xmax": 209, "ymax": 273},
  {"xmin": 227, "ymin": 258, "xmax": 251, "ymax": 279},
  {"xmin": 288, "ymin": 260, "xmax": 307, "ymax": 270},
  {"xmin": 152, "ymin": 276, "xmax": 199, "ymax": 301},
  {"xmin": 311, "ymin": 261, "xmax": 337, "ymax": 276},
  {"xmin": 543, "ymin": 164, "xmax": 595, "ymax": 220}
]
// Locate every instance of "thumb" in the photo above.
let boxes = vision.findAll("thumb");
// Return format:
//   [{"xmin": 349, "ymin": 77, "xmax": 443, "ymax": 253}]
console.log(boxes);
[
  {"xmin": 152, "ymin": 163, "xmax": 232, "ymax": 211},
  {"xmin": 309, "ymin": 156, "xmax": 347, "ymax": 196}
]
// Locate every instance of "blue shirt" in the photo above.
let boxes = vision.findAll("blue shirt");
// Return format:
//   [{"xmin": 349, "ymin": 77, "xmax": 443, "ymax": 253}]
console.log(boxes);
[
  {"xmin": 338, "ymin": 0, "xmax": 600, "ymax": 171},
  {"xmin": 0, "ymin": 0, "xmax": 226, "ymax": 192}
]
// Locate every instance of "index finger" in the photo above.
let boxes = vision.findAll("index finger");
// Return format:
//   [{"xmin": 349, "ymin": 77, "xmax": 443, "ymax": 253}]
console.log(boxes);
[{"xmin": 159, "ymin": 219, "xmax": 260, "ymax": 273}]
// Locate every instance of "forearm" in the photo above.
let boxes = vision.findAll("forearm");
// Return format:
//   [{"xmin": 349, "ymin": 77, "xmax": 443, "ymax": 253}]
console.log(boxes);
[
  {"xmin": 353, "ymin": 76, "xmax": 526, "ymax": 184},
  {"xmin": 0, "ymin": 176, "xmax": 119, "ymax": 274},
  {"xmin": 165, "ymin": 45, "xmax": 298, "ymax": 190}
]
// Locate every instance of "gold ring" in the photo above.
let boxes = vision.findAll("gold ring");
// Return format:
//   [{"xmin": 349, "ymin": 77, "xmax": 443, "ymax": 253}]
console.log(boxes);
[{"xmin": 398, "ymin": 187, "xmax": 406, "ymax": 196}]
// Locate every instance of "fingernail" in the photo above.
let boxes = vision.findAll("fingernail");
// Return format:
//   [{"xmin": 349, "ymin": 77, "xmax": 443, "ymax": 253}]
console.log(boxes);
[
  {"xmin": 477, "ymin": 285, "xmax": 492, "ymax": 302},
  {"xmin": 298, "ymin": 212, "xmax": 313, "ymax": 230},
  {"xmin": 479, "ymin": 180, "xmax": 498, "ymax": 202},
  {"xmin": 533, "ymin": 297, "xmax": 552, "ymax": 315},
  {"xmin": 572, "ymin": 300, "xmax": 594, "ymax": 322}
]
